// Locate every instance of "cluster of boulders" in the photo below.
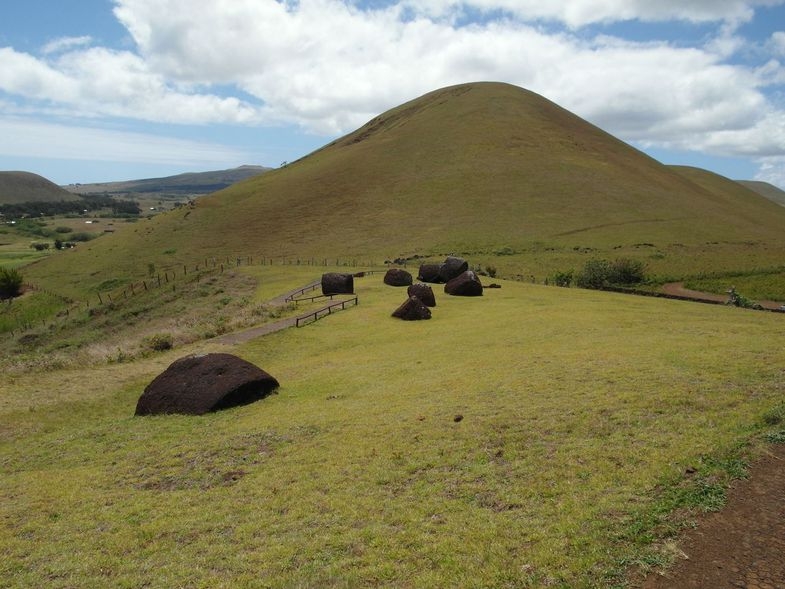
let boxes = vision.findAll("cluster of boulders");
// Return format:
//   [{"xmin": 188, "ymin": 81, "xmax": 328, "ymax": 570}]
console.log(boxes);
[{"xmin": 387, "ymin": 256, "xmax": 485, "ymax": 321}]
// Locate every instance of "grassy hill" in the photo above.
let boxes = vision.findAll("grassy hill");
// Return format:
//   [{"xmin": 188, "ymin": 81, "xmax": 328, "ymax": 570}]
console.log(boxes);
[
  {"xmin": 22, "ymin": 82, "xmax": 785, "ymax": 299},
  {"xmin": 736, "ymin": 179, "xmax": 785, "ymax": 206},
  {"xmin": 66, "ymin": 165, "xmax": 271, "ymax": 196},
  {"xmin": 4, "ymin": 82, "xmax": 785, "ymax": 587},
  {"xmin": 2, "ymin": 272, "xmax": 784, "ymax": 587},
  {"xmin": 0, "ymin": 171, "xmax": 80, "ymax": 204}
]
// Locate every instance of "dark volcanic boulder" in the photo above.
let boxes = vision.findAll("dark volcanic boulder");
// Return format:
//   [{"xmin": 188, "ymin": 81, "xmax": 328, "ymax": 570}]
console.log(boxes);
[
  {"xmin": 384, "ymin": 268, "xmax": 413, "ymax": 287},
  {"xmin": 392, "ymin": 296, "xmax": 432, "ymax": 320},
  {"xmin": 438, "ymin": 256, "xmax": 468, "ymax": 283},
  {"xmin": 417, "ymin": 263, "xmax": 442, "ymax": 283},
  {"xmin": 444, "ymin": 270, "xmax": 483, "ymax": 297},
  {"xmin": 321, "ymin": 272, "xmax": 354, "ymax": 295},
  {"xmin": 407, "ymin": 283, "xmax": 436, "ymax": 307},
  {"xmin": 135, "ymin": 353, "xmax": 279, "ymax": 416}
]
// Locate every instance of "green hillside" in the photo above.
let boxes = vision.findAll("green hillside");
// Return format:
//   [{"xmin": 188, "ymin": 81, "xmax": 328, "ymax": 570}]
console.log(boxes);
[
  {"xmin": 0, "ymin": 171, "xmax": 80, "ymax": 204},
  {"xmin": 736, "ymin": 179, "xmax": 785, "ymax": 206},
  {"xmin": 22, "ymin": 82, "xmax": 785, "ymax": 296}
]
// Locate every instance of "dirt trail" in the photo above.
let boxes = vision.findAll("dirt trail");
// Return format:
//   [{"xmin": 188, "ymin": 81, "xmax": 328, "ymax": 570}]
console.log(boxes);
[
  {"xmin": 640, "ymin": 444, "xmax": 785, "ymax": 589},
  {"xmin": 211, "ymin": 280, "xmax": 356, "ymax": 345},
  {"xmin": 662, "ymin": 283, "xmax": 784, "ymax": 310}
]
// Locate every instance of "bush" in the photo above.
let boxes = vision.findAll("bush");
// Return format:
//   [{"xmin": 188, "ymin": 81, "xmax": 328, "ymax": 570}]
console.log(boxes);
[
  {"xmin": 146, "ymin": 333, "xmax": 173, "ymax": 352},
  {"xmin": 551, "ymin": 270, "xmax": 573, "ymax": 287},
  {"xmin": 0, "ymin": 267, "xmax": 23, "ymax": 298},
  {"xmin": 609, "ymin": 258, "xmax": 646, "ymax": 285},
  {"xmin": 726, "ymin": 288, "xmax": 763, "ymax": 310},
  {"xmin": 54, "ymin": 226, "xmax": 73, "ymax": 234},
  {"xmin": 575, "ymin": 259, "xmax": 612, "ymax": 289},
  {"xmin": 30, "ymin": 242, "xmax": 50, "ymax": 251},
  {"xmin": 575, "ymin": 258, "xmax": 646, "ymax": 289}
]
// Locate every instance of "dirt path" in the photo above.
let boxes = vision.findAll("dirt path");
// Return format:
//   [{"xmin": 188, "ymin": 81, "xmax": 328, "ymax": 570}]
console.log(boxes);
[
  {"xmin": 640, "ymin": 444, "xmax": 785, "ymax": 589},
  {"xmin": 662, "ymin": 283, "xmax": 784, "ymax": 310},
  {"xmin": 211, "ymin": 280, "xmax": 356, "ymax": 345}
]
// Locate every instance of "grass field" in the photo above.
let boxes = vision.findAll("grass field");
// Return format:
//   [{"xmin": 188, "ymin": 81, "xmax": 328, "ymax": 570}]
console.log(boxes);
[{"xmin": 2, "ymin": 272, "xmax": 783, "ymax": 588}]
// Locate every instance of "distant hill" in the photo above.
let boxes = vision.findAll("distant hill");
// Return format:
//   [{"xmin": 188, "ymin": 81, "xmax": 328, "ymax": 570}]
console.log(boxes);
[
  {"xmin": 736, "ymin": 180, "xmax": 785, "ymax": 207},
  {"xmin": 0, "ymin": 171, "xmax": 81, "ymax": 204},
  {"xmin": 24, "ymin": 81, "xmax": 785, "ymax": 294},
  {"xmin": 66, "ymin": 165, "xmax": 271, "ymax": 197}
]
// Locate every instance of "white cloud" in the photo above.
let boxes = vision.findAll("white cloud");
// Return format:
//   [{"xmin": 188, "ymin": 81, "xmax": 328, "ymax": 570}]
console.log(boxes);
[
  {"xmin": 0, "ymin": 117, "xmax": 249, "ymax": 166},
  {"xmin": 0, "ymin": 46, "xmax": 264, "ymax": 124},
  {"xmin": 770, "ymin": 31, "xmax": 785, "ymax": 55},
  {"xmin": 398, "ymin": 0, "xmax": 783, "ymax": 27},
  {"xmin": 41, "ymin": 36, "xmax": 93, "ymax": 55},
  {"xmin": 3, "ymin": 0, "xmax": 785, "ymax": 183}
]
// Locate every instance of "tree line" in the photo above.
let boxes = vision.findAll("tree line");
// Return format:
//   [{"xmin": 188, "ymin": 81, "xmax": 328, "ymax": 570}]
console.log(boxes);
[{"xmin": 0, "ymin": 194, "xmax": 140, "ymax": 218}]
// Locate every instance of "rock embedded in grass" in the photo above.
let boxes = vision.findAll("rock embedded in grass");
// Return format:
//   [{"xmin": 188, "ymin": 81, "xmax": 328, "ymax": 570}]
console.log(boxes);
[
  {"xmin": 417, "ymin": 263, "xmax": 442, "ymax": 283},
  {"xmin": 321, "ymin": 272, "xmax": 354, "ymax": 295},
  {"xmin": 438, "ymin": 256, "xmax": 469, "ymax": 283},
  {"xmin": 407, "ymin": 283, "xmax": 436, "ymax": 306},
  {"xmin": 383, "ymin": 268, "xmax": 413, "ymax": 287},
  {"xmin": 134, "ymin": 353, "xmax": 279, "ymax": 416},
  {"xmin": 392, "ymin": 295, "xmax": 432, "ymax": 320},
  {"xmin": 444, "ymin": 270, "xmax": 483, "ymax": 296}
]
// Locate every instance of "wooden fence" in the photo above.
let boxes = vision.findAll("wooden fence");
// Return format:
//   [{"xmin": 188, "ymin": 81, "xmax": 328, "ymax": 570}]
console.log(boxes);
[{"xmin": 295, "ymin": 297, "xmax": 359, "ymax": 327}]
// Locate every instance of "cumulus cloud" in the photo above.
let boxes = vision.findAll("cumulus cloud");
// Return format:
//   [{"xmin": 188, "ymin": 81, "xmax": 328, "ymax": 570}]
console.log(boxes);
[
  {"xmin": 41, "ymin": 36, "xmax": 93, "ymax": 55},
  {"xmin": 2, "ymin": 0, "xmax": 785, "ymax": 182}
]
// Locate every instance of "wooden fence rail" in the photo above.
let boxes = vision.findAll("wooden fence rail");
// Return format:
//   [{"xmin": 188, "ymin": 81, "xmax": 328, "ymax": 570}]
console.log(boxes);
[
  {"xmin": 295, "ymin": 297, "xmax": 358, "ymax": 327},
  {"xmin": 285, "ymin": 282, "xmax": 321, "ymax": 302}
]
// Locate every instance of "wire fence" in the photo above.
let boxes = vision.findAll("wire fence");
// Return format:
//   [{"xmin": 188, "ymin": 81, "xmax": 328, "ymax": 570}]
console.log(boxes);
[{"xmin": 2, "ymin": 255, "xmax": 384, "ymax": 338}]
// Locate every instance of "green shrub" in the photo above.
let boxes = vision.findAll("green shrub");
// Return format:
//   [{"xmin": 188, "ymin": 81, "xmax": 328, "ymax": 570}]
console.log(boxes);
[
  {"xmin": 146, "ymin": 333, "xmax": 173, "ymax": 352},
  {"xmin": 609, "ymin": 258, "xmax": 646, "ymax": 285},
  {"xmin": 69, "ymin": 232, "xmax": 96, "ymax": 242},
  {"xmin": 0, "ymin": 267, "xmax": 23, "ymax": 298},
  {"xmin": 551, "ymin": 270, "xmax": 573, "ymax": 287},
  {"xmin": 54, "ymin": 226, "xmax": 73, "ymax": 234},
  {"xmin": 575, "ymin": 258, "xmax": 646, "ymax": 289},
  {"xmin": 575, "ymin": 259, "xmax": 612, "ymax": 289},
  {"xmin": 726, "ymin": 288, "xmax": 763, "ymax": 310}
]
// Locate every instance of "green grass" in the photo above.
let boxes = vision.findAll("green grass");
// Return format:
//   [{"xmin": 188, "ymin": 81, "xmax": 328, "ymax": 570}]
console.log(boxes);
[
  {"xmin": 683, "ymin": 267, "xmax": 785, "ymax": 302},
  {"xmin": 2, "ymin": 274, "xmax": 784, "ymax": 588}
]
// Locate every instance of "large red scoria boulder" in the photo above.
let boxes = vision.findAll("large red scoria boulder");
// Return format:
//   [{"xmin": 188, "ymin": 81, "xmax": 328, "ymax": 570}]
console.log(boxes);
[
  {"xmin": 444, "ymin": 270, "xmax": 483, "ymax": 297},
  {"xmin": 321, "ymin": 272, "xmax": 354, "ymax": 295},
  {"xmin": 407, "ymin": 283, "xmax": 436, "ymax": 307},
  {"xmin": 384, "ymin": 268, "xmax": 413, "ymax": 287},
  {"xmin": 392, "ymin": 296, "xmax": 432, "ymax": 320},
  {"xmin": 135, "ymin": 353, "xmax": 279, "ymax": 416}
]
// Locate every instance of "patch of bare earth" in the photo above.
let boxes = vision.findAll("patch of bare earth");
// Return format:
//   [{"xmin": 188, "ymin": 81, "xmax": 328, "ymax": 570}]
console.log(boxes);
[{"xmin": 640, "ymin": 444, "xmax": 785, "ymax": 589}]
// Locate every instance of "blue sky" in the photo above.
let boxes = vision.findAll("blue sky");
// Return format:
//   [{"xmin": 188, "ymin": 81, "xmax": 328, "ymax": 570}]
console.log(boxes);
[{"xmin": 1, "ymin": 0, "xmax": 785, "ymax": 187}]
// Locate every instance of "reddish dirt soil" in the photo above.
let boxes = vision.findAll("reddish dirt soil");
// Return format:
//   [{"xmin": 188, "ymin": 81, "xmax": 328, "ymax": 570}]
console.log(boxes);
[
  {"xmin": 662, "ymin": 283, "xmax": 784, "ymax": 310},
  {"xmin": 640, "ymin": 444, "xmax": 785, "ymax": 589}
]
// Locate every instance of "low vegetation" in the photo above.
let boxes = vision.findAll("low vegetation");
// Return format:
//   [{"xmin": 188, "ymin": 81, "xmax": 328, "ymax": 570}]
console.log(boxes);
[
  {"xmin": 3, "ymin": 82, "xmax": 785, "ymax": 587},
  {"xmin": 2, "ymin": 272, "xmax": 784, "ymax": 588},
  {"xmin": 0, "ymin": 266, "xmax": 23, "ymax": 298}
]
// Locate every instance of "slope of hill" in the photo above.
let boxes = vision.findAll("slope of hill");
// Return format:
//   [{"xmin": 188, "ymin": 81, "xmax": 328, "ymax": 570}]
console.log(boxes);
[
  {"xmin": 24, "ymin": 82, "xmax": 785, "ymax": 294},
  {"xmin": 736, "ymin": 179, "xmax": 785, "ymax": 206},
  {"xmin": 66, "ymin": 165, "xmax": 271, "ymax": 196},
  {"xmin": 0, "ymin": 171, "xmax": 81, "ymax": 204}
]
